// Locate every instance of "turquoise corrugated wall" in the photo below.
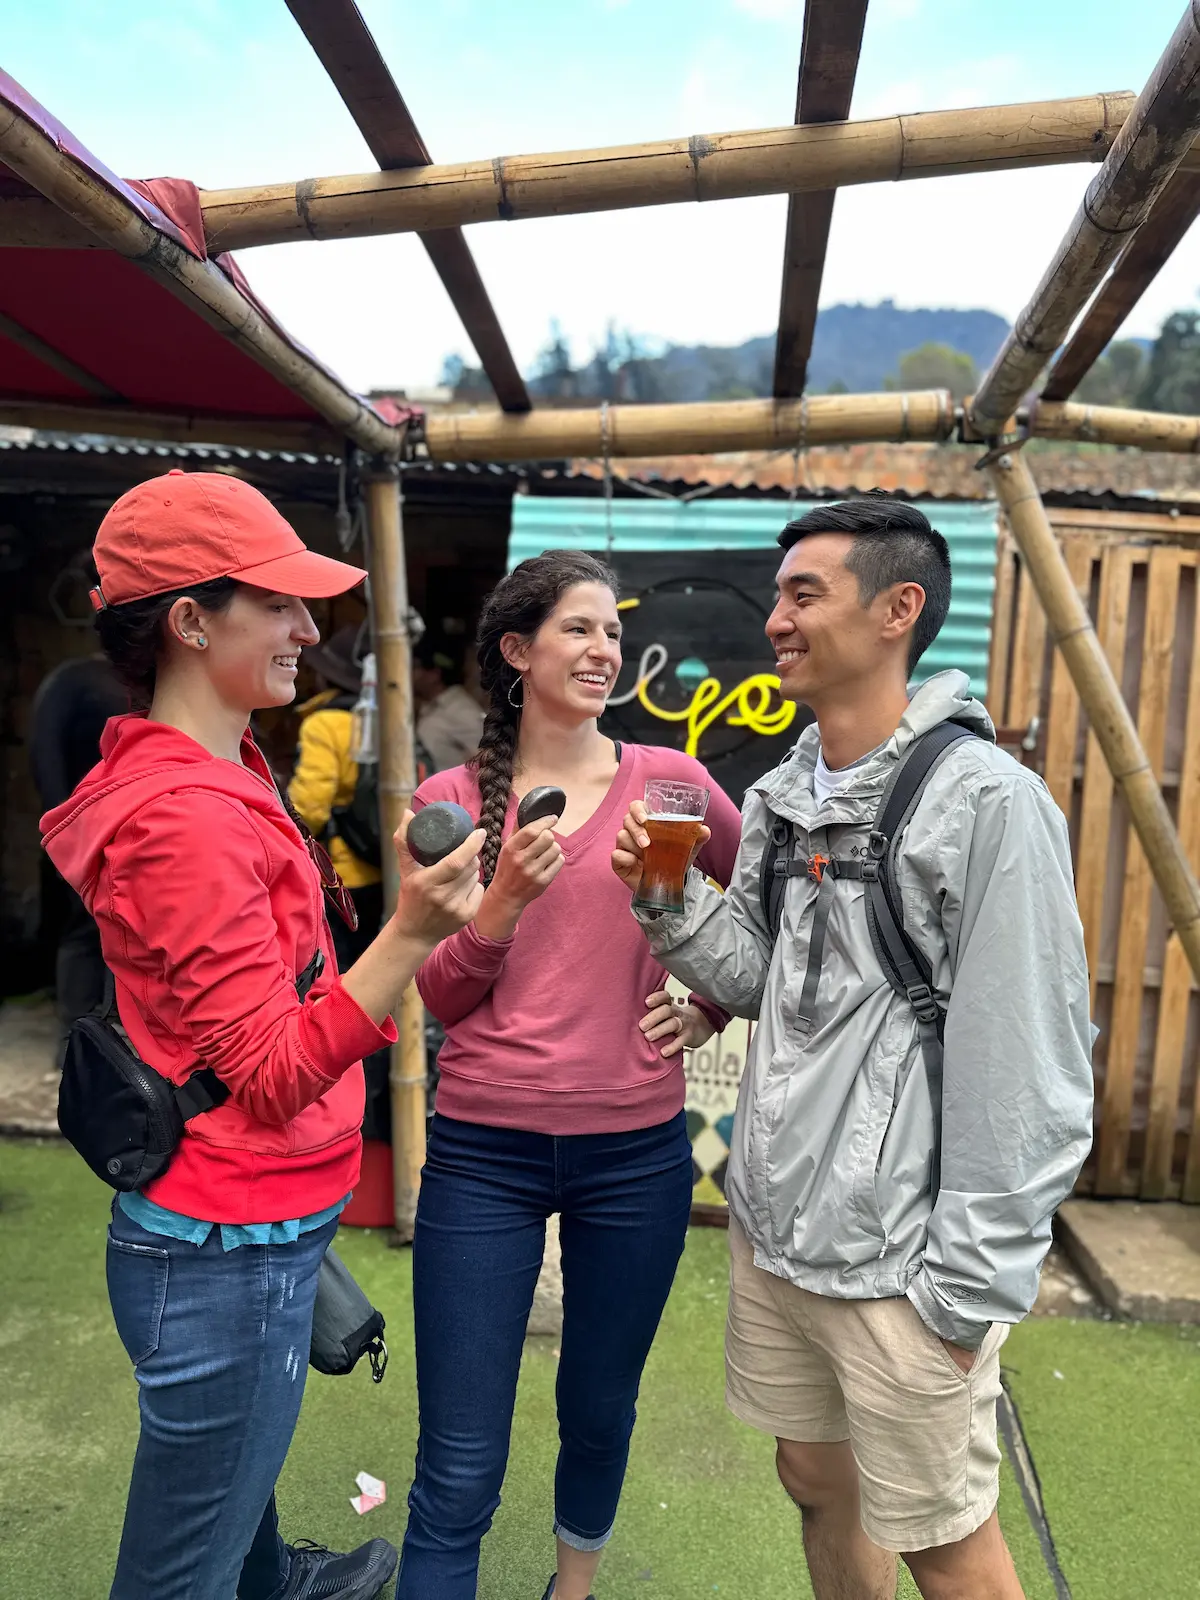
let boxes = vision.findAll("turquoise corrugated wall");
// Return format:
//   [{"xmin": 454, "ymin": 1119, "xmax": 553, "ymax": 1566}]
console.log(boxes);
[{"xmin": 508, "ymin": 496, "xmax": 999, "ymax": 697}]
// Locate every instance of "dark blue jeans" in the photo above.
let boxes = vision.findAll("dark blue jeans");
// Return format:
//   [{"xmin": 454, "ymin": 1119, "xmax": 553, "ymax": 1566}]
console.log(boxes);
[
  {"xmin": 105, "ymin": 1200, "xmax": 338, "ymax": 1600},
  {"xmin": 395, "ymin": 1112, "xmax": 694, "ymax": 1599}
]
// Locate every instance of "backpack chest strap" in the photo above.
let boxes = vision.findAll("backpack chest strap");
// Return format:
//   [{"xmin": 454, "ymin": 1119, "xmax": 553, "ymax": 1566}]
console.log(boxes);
[{"xmin": 772, "ymin": 853, "xmax": 873, "ymax": 886}]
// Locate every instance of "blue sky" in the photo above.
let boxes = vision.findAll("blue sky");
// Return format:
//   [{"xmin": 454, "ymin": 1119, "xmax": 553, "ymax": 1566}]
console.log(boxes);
[{"xmin": 7, "ymin": 0, "xmax": 1200, "ymax": 391}]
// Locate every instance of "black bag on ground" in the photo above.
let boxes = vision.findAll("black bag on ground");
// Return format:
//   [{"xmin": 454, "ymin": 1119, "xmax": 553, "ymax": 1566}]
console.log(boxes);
[
  {"xmin": 58, "ymin": 949, "xmax": 324, "ymax": 1192},
  {"xmin": 309, "ymin": 1246, "xmax": 388, "ymax": 1381}
]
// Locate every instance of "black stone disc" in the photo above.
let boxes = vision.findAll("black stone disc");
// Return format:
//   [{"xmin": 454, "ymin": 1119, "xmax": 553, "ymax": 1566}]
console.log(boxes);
[
  {"xmin": 408, "ymin": 801, "xmax": 477, "ymax": 866},
  {"xmin": 516, "ymin": 786, "xmax": 567, "ymax": 830}
]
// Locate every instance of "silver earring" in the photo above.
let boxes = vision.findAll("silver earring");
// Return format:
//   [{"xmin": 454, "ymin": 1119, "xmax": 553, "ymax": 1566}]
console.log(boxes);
[{"xmin": 507, "ymin": 676, "xmax": 524, "ymax": 710}]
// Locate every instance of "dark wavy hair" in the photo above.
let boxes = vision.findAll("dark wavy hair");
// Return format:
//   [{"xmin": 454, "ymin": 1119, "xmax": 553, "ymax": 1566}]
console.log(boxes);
[
  {"xmin": 94, "ymin": 578, "xmax": 239, "ymax": 709},
  {"xmin": 470, "ymin": 549, "xmax": 619, "ymax": 882}
]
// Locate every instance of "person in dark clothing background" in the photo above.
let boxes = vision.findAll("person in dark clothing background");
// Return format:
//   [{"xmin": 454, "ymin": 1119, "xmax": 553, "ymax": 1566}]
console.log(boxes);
[{"xmin": 29, "ymin": 653, "xmax": 126, "ymax": 1035}]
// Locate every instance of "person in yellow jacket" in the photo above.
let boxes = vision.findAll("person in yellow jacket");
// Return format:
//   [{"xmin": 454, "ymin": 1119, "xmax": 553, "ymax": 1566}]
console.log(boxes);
[
  {"xmin": 289, "ymin": 624, "xmax": 382, "ymax": 955},
  {"xmin": 290, "ymin": 622, "xmax": 395, "ymax": 1143}
]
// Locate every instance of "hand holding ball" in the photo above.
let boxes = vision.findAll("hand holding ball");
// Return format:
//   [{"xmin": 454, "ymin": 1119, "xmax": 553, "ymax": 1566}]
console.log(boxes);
[{"xmin": 407, "ymin": 801, "xmax": 478, "ymax": 866}]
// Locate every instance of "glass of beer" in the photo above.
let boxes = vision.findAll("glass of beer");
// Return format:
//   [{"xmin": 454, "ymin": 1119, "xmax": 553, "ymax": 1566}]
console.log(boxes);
[{"xmin": 632, "ymin": 779, "xmax": 710, "ymax": 914}]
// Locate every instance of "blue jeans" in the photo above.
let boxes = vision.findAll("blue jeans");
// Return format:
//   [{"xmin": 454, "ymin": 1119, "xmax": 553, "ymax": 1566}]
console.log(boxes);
[
  {"xmin": 395, "ymin": 1112, "xmax": 694, "ymax": 1599},
  {"xmin": 105, "ymin": 1199, "xmax": 338, "ymax": 1600}
]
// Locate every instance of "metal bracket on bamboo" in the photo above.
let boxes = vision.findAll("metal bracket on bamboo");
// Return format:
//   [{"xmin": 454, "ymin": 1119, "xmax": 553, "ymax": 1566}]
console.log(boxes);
[{"xmin": 959, "ymin": 397, "xmax": 1025, "ymax": 468}]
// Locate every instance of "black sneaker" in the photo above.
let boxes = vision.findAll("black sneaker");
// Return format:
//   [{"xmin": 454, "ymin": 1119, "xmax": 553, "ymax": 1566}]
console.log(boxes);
[
  {"xmin": 540, "ymin": 1577, "xmax": 595, "ymax": 1600},
  {"xmin": 279, "ymin": 1537, "xmax": 398, "ymax": 1599}
]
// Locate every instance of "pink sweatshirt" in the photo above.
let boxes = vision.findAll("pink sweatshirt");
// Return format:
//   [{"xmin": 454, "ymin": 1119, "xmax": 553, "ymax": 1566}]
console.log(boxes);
[{"xmin": 414, "ymin": 742, "xmax": 742, "ymax": 1135}]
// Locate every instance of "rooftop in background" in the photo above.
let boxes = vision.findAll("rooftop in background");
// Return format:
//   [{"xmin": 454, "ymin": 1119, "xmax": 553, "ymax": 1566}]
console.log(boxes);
[{"xmin": 6, "ymin": 427, "xmax": 1200, "ymax": 514}]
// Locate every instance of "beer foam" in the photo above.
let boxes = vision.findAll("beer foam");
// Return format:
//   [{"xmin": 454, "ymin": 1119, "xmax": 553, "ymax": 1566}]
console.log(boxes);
[{"xmin": 646, "ymin": 813, "xmax": 703, "ymax": 822}]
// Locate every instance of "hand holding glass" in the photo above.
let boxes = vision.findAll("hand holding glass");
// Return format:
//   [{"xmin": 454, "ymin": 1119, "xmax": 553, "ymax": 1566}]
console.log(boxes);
[{"xmin": 631, "ymin": 779, "xmax": 710, "ymax": 914}]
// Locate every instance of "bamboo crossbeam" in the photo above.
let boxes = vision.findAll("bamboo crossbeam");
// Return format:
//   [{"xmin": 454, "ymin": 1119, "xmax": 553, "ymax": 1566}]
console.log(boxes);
[
  {"xmin": 972, "ymin": 3, "xmax": 1200, "ymax": 436},
  {"xmin": 284, "ymin": 0, "xmax": 530, "ymax": 414},
  {"xmin": 1042, "ymin": 167, "xmax": 1200, "ymax": 400},
  {"xmin": 988, "ymin": 450, "xmax": 1200, "ymax": 987},
  {"xmin": 0, "ymin": 400, "xmax": 341, "ymax": 452},
  {"xmin": 1028, "ymin": 397, "xmax": 1200, "ymax": 451},
  {"xmin": 363, "ymin": 468, "xmax": 426, "ymax": 1240},
  {"xmin": 189, "ymin": 93, "xmax": 1139, "ymax": 253},
  {"xmin": 424, "ymin": 389, "xmax": 955, "ymax": 463},
  {"xmin": 773, "ymin": 0, "xmax": 869, "ymax": 398},
  {"xmin": 0, "ymin": 94, "xmax": 402, "ymax": 458}
]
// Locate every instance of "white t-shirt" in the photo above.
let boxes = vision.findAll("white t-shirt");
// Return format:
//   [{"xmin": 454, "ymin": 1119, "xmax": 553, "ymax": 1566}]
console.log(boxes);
[{"xmin": 812, "ymin": 742, "xmax": 885, "ymax": 808}]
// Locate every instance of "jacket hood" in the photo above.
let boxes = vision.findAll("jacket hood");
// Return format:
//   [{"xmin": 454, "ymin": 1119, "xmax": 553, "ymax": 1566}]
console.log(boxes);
[
  {"xmin": 755, "ymin": 670, "xmax": 996, "ymax": 824},
  {"xmin": 41, "ymin": 714, "xmax": 289, "ymax": 908}
]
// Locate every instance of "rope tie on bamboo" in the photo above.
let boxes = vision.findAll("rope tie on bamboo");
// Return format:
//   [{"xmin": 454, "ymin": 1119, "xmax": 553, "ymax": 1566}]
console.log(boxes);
[
  {"xmin": 789, "ymin": 396, "xmax": 808, "ymax": 505},
  {"xmin": 600, "ymin": 399, "xmax": 614, "ymax": 562}
]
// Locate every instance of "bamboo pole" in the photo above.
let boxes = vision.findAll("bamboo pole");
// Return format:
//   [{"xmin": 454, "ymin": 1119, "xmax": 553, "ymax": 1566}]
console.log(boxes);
[
  {"xmin": 363, "ymin": 467, "xmax": 426, "ymax": 1241},
  {"xmin": 1027, "ymin": 397, "xmax": 1200, "ymax": 452},
  {"xmin": 0, "ymin": 96, "xmax": 401, "ymax": 458},
  {"xmin": 971, "ymin": 3, "xmax": 1200, "ymax": 436},
  {"xmin": 424, "ymin": 389, "xmax": 955, "ymax": 463},
  {"xmin": 193, "ymin": 93, "xmax": 1138, "ymax": 252},
  {"xmin": 988, "ymin": 450, "xmax": 1200, "ymax": 987},
  {"xmin": 0, "ymin": 400, "xmax": 342, "ymax": 452}
]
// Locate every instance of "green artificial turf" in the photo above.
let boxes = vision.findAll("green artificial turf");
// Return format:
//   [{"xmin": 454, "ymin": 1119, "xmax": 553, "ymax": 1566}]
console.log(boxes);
[
  {"xmin": 0, "ymin": 1135, "xmax": 1168, "ymax": 1599},
  {"xmin": 1002, "ymin": 1315, "xmax": 1200, "ymax": 1599}
]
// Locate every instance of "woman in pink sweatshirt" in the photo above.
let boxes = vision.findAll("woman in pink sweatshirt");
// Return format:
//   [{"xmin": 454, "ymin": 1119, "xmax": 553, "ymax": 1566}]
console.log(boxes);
[{"xmin": 396, "ymin": 550, "xmax": 742, "ymax": 1600}]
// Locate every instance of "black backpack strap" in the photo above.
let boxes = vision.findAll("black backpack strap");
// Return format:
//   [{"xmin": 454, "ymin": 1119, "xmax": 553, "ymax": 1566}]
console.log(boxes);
[
  {"xmin": 171, "ymin": 947, "xmax": 326, "ymax": 1125},
  {"xmin": 759, "ymin": 809, "xmax": 792, "ymax": 941},
  {"xmin": 174, "ymin": 1068, "xmax": 228, "ymax": 1122},
  {"xmin": 862, "ymin": 722, "xmax": 978, "ymax": 1192}
]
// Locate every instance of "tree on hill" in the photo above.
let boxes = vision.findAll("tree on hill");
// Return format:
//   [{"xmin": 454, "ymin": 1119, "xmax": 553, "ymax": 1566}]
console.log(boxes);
[
  {"xmin": 1074, "ymin": 340, "xmax": 1146, "ymax": 408},
  {"xmin": 884, "ymin": 342, "xmax": 978, "ymax": 397},
  {"xmin": 1138, "ymin": 310, "xmax": 1200, "ymax": 414}
]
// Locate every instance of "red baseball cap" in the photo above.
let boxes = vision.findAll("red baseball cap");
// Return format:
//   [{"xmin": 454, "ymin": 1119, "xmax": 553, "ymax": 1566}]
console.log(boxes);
[{"xmin": 90, "ymin": 469, "xmax": 367, "ymax": 609}]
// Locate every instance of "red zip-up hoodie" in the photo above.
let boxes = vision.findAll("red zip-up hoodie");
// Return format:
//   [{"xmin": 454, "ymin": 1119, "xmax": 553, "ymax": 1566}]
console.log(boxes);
[{"xmin": 41, "ymin": 715, "xmax": 397, "ymax": 1223}]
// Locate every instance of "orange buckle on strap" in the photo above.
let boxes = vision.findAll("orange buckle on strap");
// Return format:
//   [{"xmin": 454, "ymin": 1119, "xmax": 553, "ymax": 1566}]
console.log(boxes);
[{"xmin": 808, "ymin": 853, "xmax": 830, "ymax": 884}]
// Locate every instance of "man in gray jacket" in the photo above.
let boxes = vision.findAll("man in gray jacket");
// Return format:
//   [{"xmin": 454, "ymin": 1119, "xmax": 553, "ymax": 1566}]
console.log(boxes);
[{"xmin": 613, "ymin": 497, "xmax": 1093, "ymax": 1600}]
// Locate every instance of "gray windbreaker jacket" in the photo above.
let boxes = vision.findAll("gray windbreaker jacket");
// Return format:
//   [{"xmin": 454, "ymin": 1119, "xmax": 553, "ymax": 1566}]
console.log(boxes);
[{"xmin": 638, "ymin": 671, "xmax": 1094, "ymax": 1349}]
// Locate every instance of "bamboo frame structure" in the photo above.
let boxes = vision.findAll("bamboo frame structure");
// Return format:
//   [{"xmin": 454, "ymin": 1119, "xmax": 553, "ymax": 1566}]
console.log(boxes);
[
  {"xmin": 423, "ymin": 389, "xmax": 955, "ymax": 463},
  {"xmin": 1027, "ymin": 397, "xmax": 1200, "ymax": 451},
  {"xmin": 283, "ymin": 0, "xmax": 530, "ymax": 414},
  {"xmin": 772, "ymin": 0, "xmax": 868, "ymax": 398},
  {"xmin": 0, "ymin": 92, "xmax": 402, "ymax": 458},
  {"xmin": 971, "ymin": 4, "xmax": 1200, "ymax": 435},
  {"xmin": 363, "ymin": 469, "xmax": 427, "ymax": 1241},
  {"xmin": 1042, "ymin": 166, "xmax": 1200, "ymax": 401},
  {"xmin": 988, "ymin": 451, "xmax": 1200, "ymax": 985},
  {"xmin": 0, "ymin": 400, "xmax": 342, "ymax": 452},
  {"xmin": 179, "ymin": 94, "xmax": 1141, "ymax": 253}
]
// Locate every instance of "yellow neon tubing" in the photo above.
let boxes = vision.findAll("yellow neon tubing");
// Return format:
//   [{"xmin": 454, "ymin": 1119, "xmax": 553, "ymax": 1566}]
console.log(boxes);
[{"xmin": 637, "ymin": 671, "xmax": 796, "ymax": 758}]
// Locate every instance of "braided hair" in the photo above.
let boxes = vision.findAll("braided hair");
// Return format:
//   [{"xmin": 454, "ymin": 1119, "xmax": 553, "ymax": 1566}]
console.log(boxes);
[{"xmin": 470, "ymin": 549, "xmax": 619, "ymax": 882}]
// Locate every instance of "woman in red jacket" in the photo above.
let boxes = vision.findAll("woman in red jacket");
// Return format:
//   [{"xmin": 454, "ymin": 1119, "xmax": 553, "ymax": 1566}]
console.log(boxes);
[
  {"xmin": 397, "ymin": 550, "xmax": 743, "ymax": 1600},
  {"xmin": 41, "ymin": 472, "xmax": 483, "ymax": 1600}
]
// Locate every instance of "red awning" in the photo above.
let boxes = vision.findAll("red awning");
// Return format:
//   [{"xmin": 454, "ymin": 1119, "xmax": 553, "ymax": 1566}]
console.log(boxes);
[{"xmin": 0, "ymin": 69, "xmax": 406, "ymax": 434}]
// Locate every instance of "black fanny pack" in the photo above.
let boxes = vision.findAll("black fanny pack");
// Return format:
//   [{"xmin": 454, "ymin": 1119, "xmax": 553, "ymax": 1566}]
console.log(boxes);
[
  {"xmin": 58, "ymin": 949, "xmax": 325, "ymax": 1192},
  {"xmin": 309, "ymin": 1245, "xmax": 388, "ymax": 1382}
]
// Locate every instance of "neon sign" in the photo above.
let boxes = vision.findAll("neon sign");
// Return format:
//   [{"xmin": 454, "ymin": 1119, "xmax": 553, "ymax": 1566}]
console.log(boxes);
[{"xmin": 610, "ymin": 643, "xmax": 797, "ymax": 758}]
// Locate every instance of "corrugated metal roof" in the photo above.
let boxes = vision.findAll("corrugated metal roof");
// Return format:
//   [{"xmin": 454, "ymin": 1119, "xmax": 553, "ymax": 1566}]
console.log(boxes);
[
  {"xmin": 509, "ymin": 496, "xmax": 998, "ymax": 696},
  {"xmin": 558, "ymin": 443, "xmax": 1200, "ymax": 504}
]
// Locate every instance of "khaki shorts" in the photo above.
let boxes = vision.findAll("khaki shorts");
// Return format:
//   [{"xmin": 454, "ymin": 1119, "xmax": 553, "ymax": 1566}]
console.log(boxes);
[{"xmin": 725, "ymin": 1218, "xmax": 1006, "ymax": 1552}]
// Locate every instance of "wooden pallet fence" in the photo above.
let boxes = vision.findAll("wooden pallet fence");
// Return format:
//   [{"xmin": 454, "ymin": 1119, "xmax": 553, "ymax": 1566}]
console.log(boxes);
[{"xmin": 987, "ymin": 507, "xmax": 1200, "ymax": 1198}]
